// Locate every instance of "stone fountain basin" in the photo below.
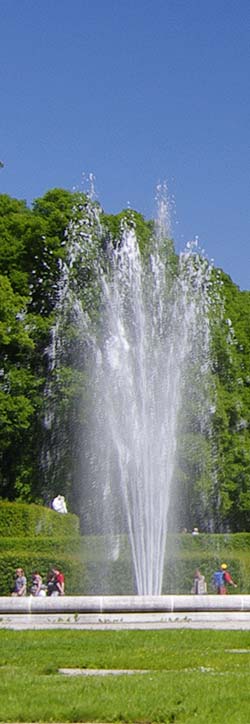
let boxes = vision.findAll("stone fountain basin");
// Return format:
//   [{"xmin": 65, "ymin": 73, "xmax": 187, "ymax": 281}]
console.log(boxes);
[{"xmin": 1, "ymin": 594, "xmax": 250, "ymax": 614}]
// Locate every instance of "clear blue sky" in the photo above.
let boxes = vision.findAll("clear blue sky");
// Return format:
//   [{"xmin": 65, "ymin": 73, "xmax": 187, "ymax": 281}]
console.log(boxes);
[{"xmin": 1, "ymin": 0, "xmax": 250, "ymax": 289}]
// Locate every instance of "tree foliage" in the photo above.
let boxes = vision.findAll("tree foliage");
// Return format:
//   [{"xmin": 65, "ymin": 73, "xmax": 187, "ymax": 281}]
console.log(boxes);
[{"xmin": 0, "ymin": 189, "xmax": 250, "ymax": 532}]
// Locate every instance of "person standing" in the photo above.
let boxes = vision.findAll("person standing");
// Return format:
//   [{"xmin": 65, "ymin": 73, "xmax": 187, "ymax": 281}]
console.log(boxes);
[
  {"xmin": 30, "ymin": 571, "xmax": 46, "ymax": 596},
  {"xmin": 213, "ymin": 563, "xmax": 237, "ymax": 594},
  {"xmin": 47, "ymin": 567, "xmax": 65, "ymax": 596},
  {"xmin": 191, "ymin": 568, "xmax": 207, "ymax": 594},
  {"xmin": 11, "ymin": 567, "xmax": 27, "ymax": 596},
  {"xmin": 52, "ymin": 567, "xmax": 65, "ymax": 595}
]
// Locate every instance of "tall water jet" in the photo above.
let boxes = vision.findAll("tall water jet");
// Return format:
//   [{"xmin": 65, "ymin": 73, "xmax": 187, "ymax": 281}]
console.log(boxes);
[
  {"xmin": 82, "ymin": 191, "xmax": 214, "ymax": 595},
  {"xmin": 44, "ymin": 185, "xmax": 215, "ymax": 596}
]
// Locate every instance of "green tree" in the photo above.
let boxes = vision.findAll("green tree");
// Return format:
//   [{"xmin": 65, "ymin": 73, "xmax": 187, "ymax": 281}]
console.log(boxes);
[
  {"xmin": 1, "ymin": 187, "xmax": 250, "ymax": 535},
  {"xmin": 210, "ymin": 272, "xmax": 250, "ymax": 530}
]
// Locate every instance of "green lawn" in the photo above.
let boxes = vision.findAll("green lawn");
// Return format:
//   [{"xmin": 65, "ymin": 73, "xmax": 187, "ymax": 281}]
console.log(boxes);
[{"xmin": 0, "ymin": 629, "xmax": 250, "ymax": 722}]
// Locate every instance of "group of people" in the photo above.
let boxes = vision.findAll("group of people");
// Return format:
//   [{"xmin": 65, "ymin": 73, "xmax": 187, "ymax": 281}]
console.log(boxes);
[
  {"xmin": 11, "ymin": 562, "xmax": 236, "ymax": 597},
  {"xmin": 191, "ymin": 563, "xmax": 237, "ymax": 595},
  {"xmin": 11, "ymin": 567, "xmax": 65, "ymax": 597}
]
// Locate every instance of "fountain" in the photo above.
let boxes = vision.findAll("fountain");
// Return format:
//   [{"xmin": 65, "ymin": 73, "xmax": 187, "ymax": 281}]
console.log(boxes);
[
  {"xmin": 81, "ymin": 189, "xmax": 215, "ymax": 595},
  {"xmin": 44, "ymin": 185, "xmax": 215, "ymax": 596}
]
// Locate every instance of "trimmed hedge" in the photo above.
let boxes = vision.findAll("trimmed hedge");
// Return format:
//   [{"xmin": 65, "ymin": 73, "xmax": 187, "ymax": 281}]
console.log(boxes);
[
  {"xmin": 162, "ymin": 554, "xmax": 243, "ymax": 594},
  {"xmin": 0, "ymin": 501, "xmax": 79, "ymax": 538},
  {"xmin": 1, "ymin": 503, "xmax": 250, "ymax": 595},
  {"xmin": 0, "ymin": 552, "xmax": 84, "ymax": 597},
  {"xmin": 176, "ymin": 532, "xmax": 250, "ymax": 552},
  {"xmin": 80, "ymin": 533, "xmax": 250, "ymax": 595},
  {"xmin": 0, "ymin": 537, "xmax": 81, "ymax": 555},
  {"xmin": 0, "ymin": 502, "xmax": 82, "ymax": 595}
]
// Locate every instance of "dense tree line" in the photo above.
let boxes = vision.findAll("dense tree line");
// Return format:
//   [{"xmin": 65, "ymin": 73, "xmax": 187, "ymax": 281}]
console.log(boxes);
[{"xmin": 0, "ymin": 188, "xmax": 250, "ymax": 532}]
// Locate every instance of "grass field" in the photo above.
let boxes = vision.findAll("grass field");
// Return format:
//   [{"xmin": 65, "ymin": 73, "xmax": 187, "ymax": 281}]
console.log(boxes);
[{"xmin": 0, "ymin": 628, "xmax": 250, "ymax": 722}]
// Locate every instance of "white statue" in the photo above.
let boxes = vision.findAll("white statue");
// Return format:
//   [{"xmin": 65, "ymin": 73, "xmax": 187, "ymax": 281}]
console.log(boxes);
[{"xmin": 52, "ymin": 495, "xmax": 68, "ymax": 514}]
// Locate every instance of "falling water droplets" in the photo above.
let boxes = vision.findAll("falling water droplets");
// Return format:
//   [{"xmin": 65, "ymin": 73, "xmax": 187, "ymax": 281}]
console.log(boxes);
[{"xmin": 42, "ymin": 184, "xmax": 217, "ymax": 593}]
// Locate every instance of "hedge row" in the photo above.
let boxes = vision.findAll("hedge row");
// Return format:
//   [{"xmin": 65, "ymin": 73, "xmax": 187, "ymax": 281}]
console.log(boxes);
[
  {"xmin": 80, "ymin": 534, "xmax": 250, "ymax": 595},
  {"xmin": 0, "ymin": 537, "xmax": 81, "ymax": 555},
  {"xmin": 175, "ymin": 532, "xmax": 250, "ymax": 552},
  {"xmin": 0, "ymin": 501, "xmax": 79, "ymax": 537},
  {"xmin": 73, "ymin": 553, "xmax": 249, "ymax": 596},
  {"xmin": 162, "ymin": 554, "xmax": 243, "ymax": 594},
  {"xmin": 1, "ymin": 501, "xmax": 250, "ymax": 595},
  {"xmin": 0, "ymin": 552, "xmax": 85, "ymax": 596},
  {"xmin": 0, "ymin": 502, "xmax": 82, "ymax": 595},
  {"xmin": 2, "ymin": 551, "xmax": 248, "ymax": 597},
  {"xmin": 79, "ymin": 532, "xmax": 250, "ymax": 559}
]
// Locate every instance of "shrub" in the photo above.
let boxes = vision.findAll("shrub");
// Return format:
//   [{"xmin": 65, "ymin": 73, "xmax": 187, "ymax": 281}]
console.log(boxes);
[
  {"xmin": 0, "ymin": 501, "xmax": 79, "ymax": 537},
  {"xmin": 0, "ymin": 502, "xmax": 82, "ymax": 595},
  {"xmin": 2, "ymin": 504, "xmax": 250, "ymax": 595},
  {"xmin": 0, "ymin": 552, "xmax": 84, "ymax": 596}
]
